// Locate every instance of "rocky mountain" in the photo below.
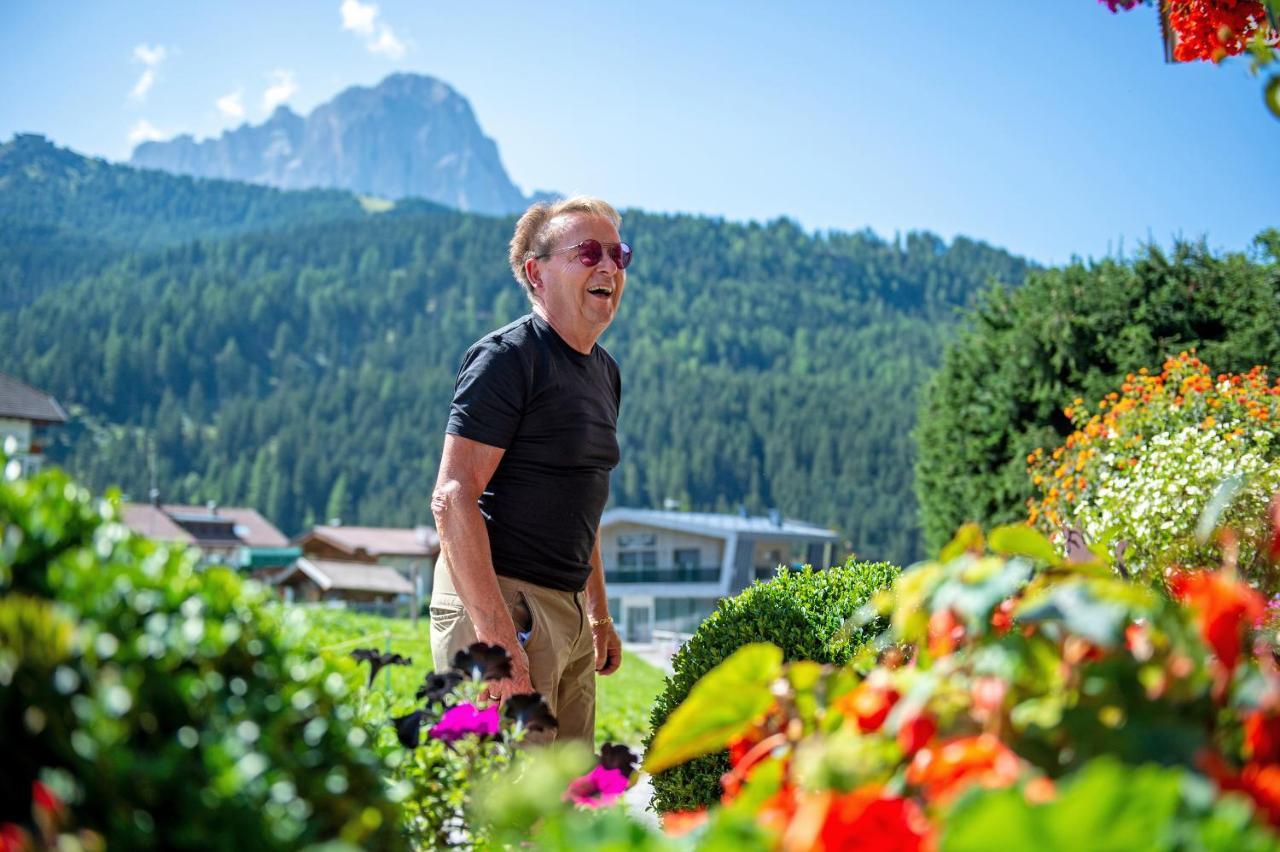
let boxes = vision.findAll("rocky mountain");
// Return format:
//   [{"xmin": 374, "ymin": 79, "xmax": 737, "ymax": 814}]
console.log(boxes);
[{"xmin": 130, "ymin": 74, "xmax": 531, "ymax": 215}]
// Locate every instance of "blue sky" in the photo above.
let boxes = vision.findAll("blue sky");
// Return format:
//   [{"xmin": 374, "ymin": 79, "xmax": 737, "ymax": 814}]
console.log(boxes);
[{"xmin": 1, "ymin": 1, "xmax": 1274, "ymax": 264}]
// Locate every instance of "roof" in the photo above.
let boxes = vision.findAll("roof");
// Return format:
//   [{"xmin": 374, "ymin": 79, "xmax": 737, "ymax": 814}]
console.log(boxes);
[
  {"xmin": 599, "ymin": 508, "xmax": 840, "ymax": 541},
  {"xmin": 0, "ymin": 373, "xmax": 68, "ymax": 424},
  {"xmin": 298, "ymin": 525, "xmax": 440, "ymax": 558},
  {"xmin": 121, "ymin": 503, "xmax": 289, "ymax": 548},
  {"xmin": 275, "ymin": 557, "xmax": 414, "ymax": 595}
]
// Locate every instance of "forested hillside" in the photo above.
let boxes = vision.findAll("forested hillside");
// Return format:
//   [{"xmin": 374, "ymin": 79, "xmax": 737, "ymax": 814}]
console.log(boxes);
[{"xmin": 0, "ymin": 138, "xmax": 1031, "ymax": 564}]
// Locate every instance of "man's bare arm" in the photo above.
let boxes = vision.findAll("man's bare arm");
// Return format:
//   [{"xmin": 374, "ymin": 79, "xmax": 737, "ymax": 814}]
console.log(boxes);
[
  {"xmin": 585, "ymin": 531, "xmax": 622, "ymax": 675},
  {"xmin": 431, "ymin": 433, "xmax": 532, "ymax": 696}
]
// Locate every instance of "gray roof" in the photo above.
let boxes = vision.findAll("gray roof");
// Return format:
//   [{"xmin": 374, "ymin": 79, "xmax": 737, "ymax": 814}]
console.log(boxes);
[
  {"xmin": 0, "ymin": 373, "xmax": 67, "ymax": 424},
  {"xmin": 275, "ymin": 557, "xmax": 414, "ymax": 595},
  {"xmin": 599, "ymin": 508, "xmax": 839, "ymax": 541}
]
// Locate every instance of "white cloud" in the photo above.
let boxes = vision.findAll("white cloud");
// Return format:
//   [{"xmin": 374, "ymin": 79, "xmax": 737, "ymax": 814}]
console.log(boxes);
[
  {"xmin": 262, "ymin": 70, "xmax": 298, "ymax": 112},
  {"xmin": 129, "ymin": 43, "xmax": 167, "ymax": 102},
  {"xmin": 340, "ymin": 0, "xmax": 377, "ymax": 36},
  {"xmin": 339, "ymin": 1, "xmax": 406, "ymax": 58},
  {"xmin": 217, "ymin": 89, "xmax": 245, "ymax": 121},
  {"xmin": 368, "ymin": 25, "xmax": 405, "ymax": 59},
  {"xmin": 128, "ymin": 119, "xmax": 166, "ymax": 144}
]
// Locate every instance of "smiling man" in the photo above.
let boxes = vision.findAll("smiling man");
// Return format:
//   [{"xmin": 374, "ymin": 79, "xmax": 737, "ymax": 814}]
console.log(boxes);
[{"xmin": 429, "ymin": 197, "xmax": 629, "ymax": 744}]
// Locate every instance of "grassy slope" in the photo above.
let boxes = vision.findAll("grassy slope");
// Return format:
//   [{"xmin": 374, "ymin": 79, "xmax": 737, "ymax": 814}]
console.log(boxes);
[{"xmin": 293, "ymin": 605, "xmax": 666, "ymax": 746}]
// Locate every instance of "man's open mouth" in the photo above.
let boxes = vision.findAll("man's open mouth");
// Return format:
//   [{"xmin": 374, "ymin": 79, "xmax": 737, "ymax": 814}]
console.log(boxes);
[{"xmin": 588, "ymin": 286, "xmax": 613, "ymax": 298}]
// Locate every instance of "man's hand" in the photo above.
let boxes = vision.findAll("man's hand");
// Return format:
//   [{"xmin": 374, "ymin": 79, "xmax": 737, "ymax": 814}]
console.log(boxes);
[
  {"xmin": 482, "ymin": 639, "xmax": 535, "ymax": 705},
  {"xmin": 593, "ymin": 621, "xmax": 622, "ymax": 675}
]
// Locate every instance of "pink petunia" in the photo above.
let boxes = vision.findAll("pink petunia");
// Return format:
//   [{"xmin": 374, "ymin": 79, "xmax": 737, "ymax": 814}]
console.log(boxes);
[
  {"xmin": 564, "ymin": 765, "xmax": 629, "ymax": 807},
  {"xmin": 427, "ymin": 702, "xmax": 501, "ymax": 742}
]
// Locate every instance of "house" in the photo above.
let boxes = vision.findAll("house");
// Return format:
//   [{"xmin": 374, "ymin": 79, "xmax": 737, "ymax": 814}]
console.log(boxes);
[
  {"xmin": 121, "ymin": 498, "xmax": 298, "ymax": 574},
  {"xmin": 598, "ymin": 508, "xmax": 841, "ymax": 643},
  {"xmin": 0, "ymin": 372, "xmax": 68, "ymax": 478},
  {"xmin": 273, "ymin": 557, "xmax": 414, "ymax": 608},
  {"xmin": 294, "ymin": 524, "xmax": 440, "ymax": 599}
]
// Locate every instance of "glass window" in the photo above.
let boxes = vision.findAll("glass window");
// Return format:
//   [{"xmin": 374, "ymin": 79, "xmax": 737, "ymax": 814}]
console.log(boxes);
[
  {"xmin": 673, "ymin": 548, "xmax": 701, "ymax": 569},
  {"xmin": 618, "ymin": 550, "xmax": 657, "ymax": 568}
]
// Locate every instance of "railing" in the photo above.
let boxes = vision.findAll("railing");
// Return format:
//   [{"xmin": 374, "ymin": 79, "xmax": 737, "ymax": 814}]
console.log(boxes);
[{"xmin": 605, "ymin": 565, "xmax": 720, "ymax": 584}]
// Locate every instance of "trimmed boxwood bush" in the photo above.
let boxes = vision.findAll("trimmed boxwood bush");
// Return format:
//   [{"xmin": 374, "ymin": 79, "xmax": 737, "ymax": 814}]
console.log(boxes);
[
  {"xmin": 643, "ymin": 559, "xmax": 899, "ymax": 813},
  {"xmin": 0, "ymin": 463, "xmax": 404, "ymax": 849}
]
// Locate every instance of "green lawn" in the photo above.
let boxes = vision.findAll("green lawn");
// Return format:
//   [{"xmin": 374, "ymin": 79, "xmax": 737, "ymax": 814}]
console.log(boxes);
[{"xmin": 291, "ymin": 605, "xmax": 666, "ymax": 746}]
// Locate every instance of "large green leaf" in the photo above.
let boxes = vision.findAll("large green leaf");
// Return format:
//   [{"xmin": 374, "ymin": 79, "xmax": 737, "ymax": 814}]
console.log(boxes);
[
  {"xmin": 989, "ymin": 524, "xmax": 1061, "ymax": 566},
  {"xmin": 1016, "ymin": 582, "xmax": 1128, "ymax": 646},
  {"xmin": 643, "ymin": 643, "xmax": 783, "ymax": 775}
]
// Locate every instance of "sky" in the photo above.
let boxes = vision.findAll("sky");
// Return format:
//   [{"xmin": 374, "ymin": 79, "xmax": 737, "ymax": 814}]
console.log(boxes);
[{"xmin": 1, "ymin": 1, "xmax": 1275, "ymax": 265}]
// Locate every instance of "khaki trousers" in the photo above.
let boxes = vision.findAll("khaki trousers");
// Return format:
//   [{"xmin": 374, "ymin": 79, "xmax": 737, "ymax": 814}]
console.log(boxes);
[{"xmin": 429, "ymin": 561, "xmax": 596, "ymax": 746}]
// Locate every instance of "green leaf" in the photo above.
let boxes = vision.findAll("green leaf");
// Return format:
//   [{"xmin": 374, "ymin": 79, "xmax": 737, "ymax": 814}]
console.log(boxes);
[
  {"xmin": 1195, "ymin": 474, "xmax": 1245, "ymax": 544},
  {"xmin": 1016, "ymin": 582, "xmax": 1128, "ymax": 646},
  {"xmin": 989, "ymin": 524, "xmax": 1061, "ymax": 566},
  {"xmin": 940, "ymin": 523, "xmax": 985, "ymax": 563},
  {"xmin": 643, "ymin": 643, "xmax": 783, "ymax": 775}
]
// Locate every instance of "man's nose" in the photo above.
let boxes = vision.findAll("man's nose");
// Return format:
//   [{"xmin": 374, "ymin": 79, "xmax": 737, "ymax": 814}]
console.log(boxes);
[{"xmin": 596, "ymin": 251, "xmax": 619, "ymax": 274}]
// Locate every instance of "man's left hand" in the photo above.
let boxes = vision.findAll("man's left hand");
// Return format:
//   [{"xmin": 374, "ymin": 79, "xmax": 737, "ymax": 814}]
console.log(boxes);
[{"xmin": 593, "ymin": 621, "xmax": 622, "ymax": 675}]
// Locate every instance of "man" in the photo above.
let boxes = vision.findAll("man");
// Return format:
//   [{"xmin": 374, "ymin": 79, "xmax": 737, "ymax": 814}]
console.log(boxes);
[{"xmin": 429, "ymin": 196, "xmax": 629, "ymax": 745}]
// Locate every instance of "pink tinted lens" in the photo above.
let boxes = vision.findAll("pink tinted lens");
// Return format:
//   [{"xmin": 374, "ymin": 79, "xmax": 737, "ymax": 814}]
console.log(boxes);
[
  {"xmin": 612, "ymin": 242, "xmax": 633, "ymax": 270},
  {"xmin": 576, "ymin": 239, "xmax": 604, "ymax": 266}
]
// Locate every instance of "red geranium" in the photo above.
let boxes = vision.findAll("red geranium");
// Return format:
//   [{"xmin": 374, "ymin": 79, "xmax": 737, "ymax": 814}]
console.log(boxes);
[
  {"xmin": 817, "ymin": 786, "xmax": 932, "ymax": 852},
  {"xmin": 906, "ymin": 734, "xmax": 1024, "ymax": 802},
  {"xmin": 1168, "ymin": 569, "xmax": 1266, "ymax": 674}
]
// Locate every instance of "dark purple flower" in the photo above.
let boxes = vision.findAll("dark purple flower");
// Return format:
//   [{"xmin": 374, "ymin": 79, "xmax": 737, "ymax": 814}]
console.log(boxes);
[
  {"xmin": 451, "ymin": 642, "xmax": 511, "ymax": 682},
  {"xmin": 598, "ymin": 742, "xmax": 638, "ymax": 776},
  {"xmin": 503, "ymin": 693, "xmax": 558, "ymax": 734},
  {"xmin": 416, "ymin": 670, "xmax": 464, "ymax": 704},
  {"xmin": 351, "ymin": 648, "xmax": 413, "ymax": 687},
  {"xmin": 428, "ymin": 702, "xmax": 501, "ymax": 742},
  {"xmin": 392, "ymin": 709, "xmax": 428, "ymax": 748}
]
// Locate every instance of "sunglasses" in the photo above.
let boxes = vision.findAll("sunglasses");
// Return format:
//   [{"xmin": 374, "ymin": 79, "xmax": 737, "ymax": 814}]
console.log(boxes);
[{"xmin": 539, "ymin": 239, "xmax": 633, "ymax": 270}]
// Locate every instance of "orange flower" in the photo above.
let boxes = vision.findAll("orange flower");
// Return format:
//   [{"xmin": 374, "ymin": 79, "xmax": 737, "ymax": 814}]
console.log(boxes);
[
  {"xmin": 897, "ymin": 712, "xmax": 937, "ymax": 758},
  {"xmin": 662, "ymin": 809, "xmax": 709, "ymax": 837},
  {"xmin": 1169, "ymin": 569, "xmax": 1266, "ymax": 674},
  {"xmin": 906, "ymin": 734, "xmax": 1023, "ymax": 802},
  {"xmin": 927, "ymin": 609, "xmax": 965, "ymax": 658},
  {"xmin": 835, "ymin": 679, "xmax": 901, "ymax": 734},
  {"xmin": 1245, "ymin": 710, "xmax": 1280, "ymax": 764}
]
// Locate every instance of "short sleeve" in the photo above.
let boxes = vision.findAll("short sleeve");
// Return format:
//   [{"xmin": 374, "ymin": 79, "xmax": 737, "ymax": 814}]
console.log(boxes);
[{"xmin": 446, "ymin": 338, "xmax": 528, "ymax": 449}]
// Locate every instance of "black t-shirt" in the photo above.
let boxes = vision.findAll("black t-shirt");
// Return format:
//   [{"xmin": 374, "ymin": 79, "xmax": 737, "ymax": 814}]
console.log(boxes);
[{"xmin": 445, "ymin": 312, "xmax": 621, "ymax": 592}]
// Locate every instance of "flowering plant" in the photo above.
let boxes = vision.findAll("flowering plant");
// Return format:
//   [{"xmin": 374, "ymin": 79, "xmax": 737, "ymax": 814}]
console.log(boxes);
[
  {"xmin": 1027, "ymin": 352, "xmax": 1280, "ymax": 582},
  {"xmin": 637, "ymin": 521, "xmax": 1280, "ymax": 849}
]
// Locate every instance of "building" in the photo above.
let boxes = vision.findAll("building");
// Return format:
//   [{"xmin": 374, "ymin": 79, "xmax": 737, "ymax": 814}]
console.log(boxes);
[
  {"xmin": 0, "ymin": 372, "xmax": 68, "ymax": 478},
  {"xmin": 598, "ymin": 508, "xmax": 841, "ymax": 643},
  {"xmin": 294, "ymin": 524, "xmax": 440, "ymax": 599},
  {"xmin": 273, "ymin": 557, "xmax": 414, "ymax": 608},
  {"xmin": 122, "ymin": 499, "xmax": 297, "ymax": 573}
]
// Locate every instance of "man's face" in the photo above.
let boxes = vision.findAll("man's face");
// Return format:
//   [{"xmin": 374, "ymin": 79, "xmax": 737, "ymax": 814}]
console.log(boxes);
[{"xmin": 530, "ymin": 213, "xmax": 627, "ymax": 342}]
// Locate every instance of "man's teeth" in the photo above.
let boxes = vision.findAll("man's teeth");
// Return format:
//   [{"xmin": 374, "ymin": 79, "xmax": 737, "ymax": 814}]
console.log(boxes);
[{"xmin": 589, "ymin": 287, "xmax": 613, "ymax": 295}]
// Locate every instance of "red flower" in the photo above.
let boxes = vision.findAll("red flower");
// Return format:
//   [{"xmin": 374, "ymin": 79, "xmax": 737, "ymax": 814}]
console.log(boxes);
[
  {"xmin": 817, "ymin": 786, "xmax": 932, "ymax": 852},
  {"xmin": 662, "ymin": 809, "xmax": 708, "ymax": 837},
  {"xmin": 835, "ymin": 679, "xmax": 901, "ymax": 733},
  {"xmin": 906, "ymin": 734, "xmax": 1024, "ymax": 802},
  {"xmin": 897, "ymin": 712, "xmax": 937, "ymax": 758},
  {"xmin": 1, "ymin": 824, "xmax": 30, "ymax": 852},
  {"xmin": 30, "ymin": 782, "xmax": 61, "ymax": 816},
  {"xmin": 1204, "ymin": 751, "xmax": 1280, "ymax": 827},
  {"xmin": 1245, "ymin": 711, "xmax": 1280, "ymax": 764},
  {"xmin": 991, "ymin": 598, "xmax": 1017, "ymax": 635},
  {"xmin": 928, "ymin": 609, "xmax": 965, "ymax": 657},
  {"xmin": 1169, "ymin": 569, "xmax": 1266, "ymax": 674}
]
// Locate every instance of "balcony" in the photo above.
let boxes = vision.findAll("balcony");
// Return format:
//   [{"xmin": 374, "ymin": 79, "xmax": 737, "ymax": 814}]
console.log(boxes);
[{"xmin": 605, "ymin": 565, "xmax": 721, "ymax": 585}]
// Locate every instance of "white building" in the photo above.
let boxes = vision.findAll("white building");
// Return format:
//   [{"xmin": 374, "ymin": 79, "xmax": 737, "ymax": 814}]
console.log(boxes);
[
  {"xmin": 0, "ymin": 372, "xmax": 67, "ymax": 477},
  {"xmin": 598, "ymin": 508, "xmax": 841, "ymax": 643}
]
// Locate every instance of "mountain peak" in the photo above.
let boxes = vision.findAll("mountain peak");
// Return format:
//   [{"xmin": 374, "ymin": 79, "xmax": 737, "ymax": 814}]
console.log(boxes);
[{"xmin": 129, "ymin": 74, "xmax": 529, "ymax": 215}]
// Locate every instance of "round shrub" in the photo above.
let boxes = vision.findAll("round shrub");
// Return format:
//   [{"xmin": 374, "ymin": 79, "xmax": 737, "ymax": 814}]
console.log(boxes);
[
  {"xmin": 643, "ymin": 559, "xmax": 899, "ymax": 813},
  {"xmin": 0, "ymin": 464, "xmax": 403, "ymax": 850}
]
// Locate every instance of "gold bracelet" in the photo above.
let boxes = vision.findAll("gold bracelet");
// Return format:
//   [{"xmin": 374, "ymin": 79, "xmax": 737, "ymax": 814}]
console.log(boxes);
[{"xmin": 589, "ymin": 615, "xmax": 614, "ymax": 628}]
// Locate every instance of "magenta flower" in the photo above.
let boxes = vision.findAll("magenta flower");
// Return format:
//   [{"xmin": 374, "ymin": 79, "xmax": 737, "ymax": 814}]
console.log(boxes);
[
  {"xmin": 564, "ymin": 765, "xmax": 629, "ymax": 807},
  {"xmin": 427, "ymin": 702, "xmax": 501, "ymax": 742}
]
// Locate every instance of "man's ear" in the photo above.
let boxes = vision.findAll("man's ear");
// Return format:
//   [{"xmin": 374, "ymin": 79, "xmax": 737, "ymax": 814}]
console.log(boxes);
[{"xmin": 524, "ymin": 257, "xmax": 543, "ymax": 292}]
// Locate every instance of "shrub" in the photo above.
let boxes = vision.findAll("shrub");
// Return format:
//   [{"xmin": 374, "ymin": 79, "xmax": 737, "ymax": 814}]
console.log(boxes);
[
  {"xmin": 0, "ymin": 463, "xmax": 403, "ymax": 850},
  {"xmin": 644, "ymin": 559, "xmax": 899, "ymax": 813},
  {"xmin": 1028, "ymin": 352, "xmax": 1280, "ymax": 582}
]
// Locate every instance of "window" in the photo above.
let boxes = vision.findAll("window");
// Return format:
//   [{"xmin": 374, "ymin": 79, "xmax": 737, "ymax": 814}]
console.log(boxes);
[
  {"xmin": 654, "ymin": 598, "xmax": 719, "ymax": 633},
  {"xmin": 618, "ymin": 550, "xmax": 657, "ymax": 569},
  {"xmin": 617, "ymin": 532, "xmax": 657, "ymax": 549},
  {"xmin": 673, "ymin": 548, "xmax": 701, "ymax": 569}
]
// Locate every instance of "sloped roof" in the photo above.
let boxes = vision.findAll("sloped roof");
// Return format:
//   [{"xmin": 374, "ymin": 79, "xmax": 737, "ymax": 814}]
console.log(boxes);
[
  {"xmin": 121, "ymin": 503, "xmax": 194, "ymax": 543},
  {"xmin": 276, "ymin": 557, "xmax": 414, "ymax": 595},
  {"xmin": 0, "ymin": 372, "xmax": 67, "ymax": 424},
  {"xmin": 121, "ymin": 503, "xmax": 289, "ymax": 547},
  {"xmin": 299, "ymin": 525, "xmax": 440, "ymax": 558},
  {"xmin": 600, "ymin": 508, "xmax": 839, "ymax": 541}
]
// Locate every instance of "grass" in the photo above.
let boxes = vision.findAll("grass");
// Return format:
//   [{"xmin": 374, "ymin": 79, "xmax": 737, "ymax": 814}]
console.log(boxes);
[{"xmin": 291, "ymin": 604, "xmax": 667, "ymax": 746}]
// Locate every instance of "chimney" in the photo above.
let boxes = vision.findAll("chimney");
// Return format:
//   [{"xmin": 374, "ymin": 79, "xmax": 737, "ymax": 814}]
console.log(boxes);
[
  {"xmin": 737, "ymin": 504, "xmax": 749, "ymax": 519},
  {"xmin": 662, "ymin": 497, "xmax": 680, "ymax": 511},
  {"xmin": 207, "ymin": 500, "xmax": 218, "ymax": 516},
  {"xmin": 149, "ymin": 488, "xmax": 161, "ymax": 507},
  {"xmin": 768, "ymin": 508, "xmax": 783, "ymax": 528}
]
